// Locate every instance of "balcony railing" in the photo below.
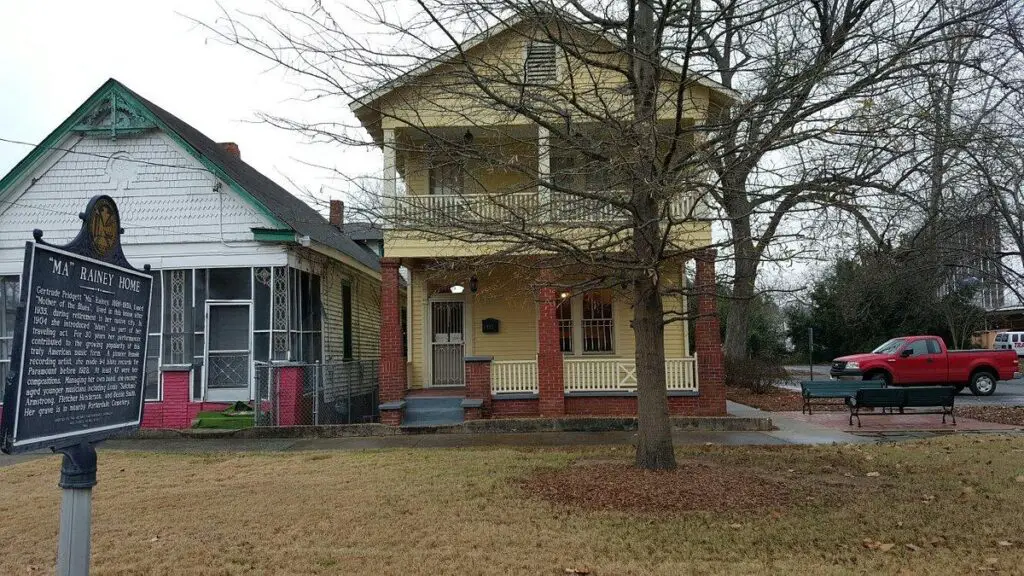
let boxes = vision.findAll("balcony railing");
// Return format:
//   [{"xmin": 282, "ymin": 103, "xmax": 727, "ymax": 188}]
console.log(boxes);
[{"xmin": 387, "ymin": 190, "xmax": 703, "ymax": 227}]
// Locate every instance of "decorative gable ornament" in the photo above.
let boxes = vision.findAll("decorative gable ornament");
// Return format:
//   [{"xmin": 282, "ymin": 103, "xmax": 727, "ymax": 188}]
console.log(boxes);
[{"xmin": 73, "ymin": 92, "xmax": 157, "ymax": 139}]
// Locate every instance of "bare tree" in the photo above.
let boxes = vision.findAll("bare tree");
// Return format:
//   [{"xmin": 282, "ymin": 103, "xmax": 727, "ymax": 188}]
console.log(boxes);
[
  {"xmin": 198, "ymin": 0, "xmax": 1013, "ymax": 468},
  {"xmin": 692, "ymin": 0, "xmax": 1012, "ymax": 360}
]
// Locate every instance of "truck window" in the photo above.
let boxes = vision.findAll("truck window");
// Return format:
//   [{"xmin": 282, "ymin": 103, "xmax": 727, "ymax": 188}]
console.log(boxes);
[
  {"xmin": 904, "ymin": 340, "xmax": 929, "ymax": 356},
  {"xmin": 1015, "ymin": 334, "xmax": 1020, "ymax": 343},
  {"xmin": 926, "ymin": 339, "xmax": 941, "ymax": 354}
]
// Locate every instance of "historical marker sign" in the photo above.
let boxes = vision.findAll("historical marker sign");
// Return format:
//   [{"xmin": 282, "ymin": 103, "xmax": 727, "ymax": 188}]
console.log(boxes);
[{"xmin": 1, "ymin": 196, "xmax": 152, "ymax": 454}]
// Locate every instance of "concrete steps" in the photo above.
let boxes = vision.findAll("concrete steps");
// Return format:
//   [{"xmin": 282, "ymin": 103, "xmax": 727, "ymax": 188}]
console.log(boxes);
[{"xmin": 402, "ymin": 396, "xmax": 464, "ymax": 427}]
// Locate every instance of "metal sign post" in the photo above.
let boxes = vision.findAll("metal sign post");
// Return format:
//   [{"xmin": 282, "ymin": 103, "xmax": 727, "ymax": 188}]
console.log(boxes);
[
  {"xmin": 0, "ymin": 196, "xmax": 152, "ymax": 575},
  {"xmin": 808, "ymin": 327, "xmax": 815, "ymax": 380},
  {"xmin": 55, "ymin": 443, "xmax": 97, "ymax": 576}
]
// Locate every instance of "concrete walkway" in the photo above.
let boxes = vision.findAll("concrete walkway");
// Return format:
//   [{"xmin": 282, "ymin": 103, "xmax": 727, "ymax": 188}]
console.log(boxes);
[{"xmin": 727, "ymin": 401, "xmax": 872, "ymax": 445}]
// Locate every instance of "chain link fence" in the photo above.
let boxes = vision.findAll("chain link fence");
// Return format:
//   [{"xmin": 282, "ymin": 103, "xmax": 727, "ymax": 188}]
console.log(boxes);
[{"xmin": 254, "ymin": 361, "xmax": 379, "ymax": 426}]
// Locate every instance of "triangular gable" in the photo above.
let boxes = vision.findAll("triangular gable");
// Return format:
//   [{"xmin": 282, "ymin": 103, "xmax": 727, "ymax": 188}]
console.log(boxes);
[
  {"xmin": 349, "ymin": 11, "xmax": 738, "ymax": 118},
  {"xmin": 0, "ymin": 79, "xmax": 287, "ymax": 230},
  {"xmin": 0, "ymin": 80, "xmax": 381, "ymax": 274}
]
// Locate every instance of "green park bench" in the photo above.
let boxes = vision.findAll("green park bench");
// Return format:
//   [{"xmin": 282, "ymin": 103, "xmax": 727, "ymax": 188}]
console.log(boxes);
[
  {"xmin": 801, "ymin": 380, "xmax": 886, "ymax": 415},
  {"xmin": 845, "ymin": 386, "xmax": 956, "ymax": 427}
]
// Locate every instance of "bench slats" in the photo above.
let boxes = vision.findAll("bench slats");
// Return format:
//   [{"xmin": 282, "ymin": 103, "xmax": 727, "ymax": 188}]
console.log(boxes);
[{"xmin": 847, "ymin": 386, "xmax": 957, "ymax": 427}]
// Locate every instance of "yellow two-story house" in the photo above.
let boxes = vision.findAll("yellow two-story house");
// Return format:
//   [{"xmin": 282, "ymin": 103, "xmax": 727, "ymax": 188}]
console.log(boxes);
[{"xmin": 351, "ymin": 14, "xmax": 734, "ymax": 425}]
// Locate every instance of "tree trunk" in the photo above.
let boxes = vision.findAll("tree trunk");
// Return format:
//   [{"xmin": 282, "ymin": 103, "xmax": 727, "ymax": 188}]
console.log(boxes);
[
  {"xmin": 633, "ymin": 273, "xmax": 676, "ymax": 470},
  {"xmin": 629, "ymin": 0, "xmax": 675, "ymax": 470},
  {"xmin": 724, "ymin": 218, "xmax": 759, "ymax": 362}
]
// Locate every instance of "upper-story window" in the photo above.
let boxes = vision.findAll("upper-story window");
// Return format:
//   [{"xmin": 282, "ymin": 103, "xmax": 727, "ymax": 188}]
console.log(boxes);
[
  {"xmin": 429, "ymin": 160, "xmax": 463, "ymax": 196},
  {"xmin": 525, "ymin": 40, "xmax": 558, "ymax": 84}
]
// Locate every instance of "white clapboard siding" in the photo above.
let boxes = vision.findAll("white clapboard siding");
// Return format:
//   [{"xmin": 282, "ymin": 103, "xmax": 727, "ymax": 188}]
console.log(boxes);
[{"xmin": 0, "ymin": 132, "xmax": 275, "ymax": 267}]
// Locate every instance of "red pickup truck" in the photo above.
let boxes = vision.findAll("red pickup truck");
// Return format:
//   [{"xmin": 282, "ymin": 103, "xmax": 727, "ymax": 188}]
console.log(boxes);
[{"xmin": 830, "ymin": 335, "xmax": 1019, "ymax": 396}]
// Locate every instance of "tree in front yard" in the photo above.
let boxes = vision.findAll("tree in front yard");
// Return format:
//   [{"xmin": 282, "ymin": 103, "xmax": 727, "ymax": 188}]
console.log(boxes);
[{"xmin": 198, "ymin": 0, "xmax": 1012, "ymax": 469}]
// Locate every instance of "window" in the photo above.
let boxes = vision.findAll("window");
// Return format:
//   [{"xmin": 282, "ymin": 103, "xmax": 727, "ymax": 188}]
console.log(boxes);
[
  {"xmin": 926, "ymin": 339, "xmax": 942, "ymax": 355},
  {"xmin": 525, "ymin": 41, "xmax": 557, "ymax": 84},
  {"xmin": 342, "ymin": 283, "xmax": 353, "ymax": 360},
  {"xmin": 556, "ymin": 295, "xmax": 573, "ymax": 353},
  {"xmin": 144, "ymin": 272, "xmax": 162, "ymax": 400},
  {"xmin": 289, "ymin": 269, "xmax": 322, "ymax": 363},
  {"xmin": 253, "ymin": 267, "xmax": 272, "ymax": 364},
  {"xmin": 903, "ymin": 340, "xmax": 929, "ymax": 357},
  {"xmin": 192, "ymin": 269, "xmax": 207, "ymax": 401},
  {"xmin": 1, "ymin": 276, "xmax": 21, "ymax": 390},
  {"xmin": 209, "ymin": 267, "xmax": 251, "ymax": 300},
  {"xmin": 581, "ymin": 290, "xmax": 614, "ymax": 353},
  {"xmin": 429, "ymin": 162, "xmax": 462, "ymax": 196},
  {"xmin": 1014, "ymin": 334, "xmax": 1020, "ymax": 344},
  {"xmin": 162, "ymin": 270, "xmax": 193, "ymax": 365}
]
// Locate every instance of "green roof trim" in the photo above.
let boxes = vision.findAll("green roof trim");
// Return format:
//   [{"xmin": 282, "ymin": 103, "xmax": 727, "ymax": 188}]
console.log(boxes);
[
  {"xmin": 251, "ymin": 228, "xmax": 299, "ymax": 243},
  {"xmin": 0, "ymin": 79, "xmax": 289, "ymax": 231}
]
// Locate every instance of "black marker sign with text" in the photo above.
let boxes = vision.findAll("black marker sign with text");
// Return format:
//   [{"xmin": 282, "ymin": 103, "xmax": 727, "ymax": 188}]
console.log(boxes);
[{"xmin": 1, "ymin": 196, "xmax": 152, "ymax": 454}]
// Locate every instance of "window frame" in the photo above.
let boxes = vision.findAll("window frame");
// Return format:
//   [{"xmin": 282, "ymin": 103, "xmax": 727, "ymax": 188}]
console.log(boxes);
[
  {"xmin": 554, "ymin": 290, "xmax": 616, "ymax": 356},
  {"xmin": 0, "ymin": 275, "xmax": 22, "ymax": 394}
]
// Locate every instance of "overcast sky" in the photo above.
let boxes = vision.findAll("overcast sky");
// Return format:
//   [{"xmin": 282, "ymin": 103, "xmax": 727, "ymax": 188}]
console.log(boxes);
[
  {"xmin": 0, "ymin": 0, "xmax": 814, "ymax": 294},
  {"xmin": 0, "ymin": 1, "xmax": 378, "ymax": 209}
]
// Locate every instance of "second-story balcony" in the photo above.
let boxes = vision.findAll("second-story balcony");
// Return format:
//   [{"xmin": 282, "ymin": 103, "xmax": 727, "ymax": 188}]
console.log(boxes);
[{"xmin": 385, "ymin": 189, "xmax": 707, "ymax": 228}]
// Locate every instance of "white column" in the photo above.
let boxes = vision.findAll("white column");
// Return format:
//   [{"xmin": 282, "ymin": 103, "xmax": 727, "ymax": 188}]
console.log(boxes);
[
  {"xmin": 406, "ymin": 265, "xmax": 413, "ymax": 365},
  {"xmin": 537, "ymin": 125, "xmax": 550, "ymax": 217},
  {"xmin": 682, "ymin": 263, "xmax": 691, "ymax": 357},
  {"xmin": 383, "ymin": 128, "xmax": 397, "ymax": 196}
]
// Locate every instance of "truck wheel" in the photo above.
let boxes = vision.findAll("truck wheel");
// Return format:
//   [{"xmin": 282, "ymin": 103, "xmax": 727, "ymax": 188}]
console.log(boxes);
[
  {"xmin": 865, "ymin": 371, "xmax": 890, "ymax": 386},
  {"xmin": 969, "ymin": 371, "xmax": 997, "ymax": 396}
]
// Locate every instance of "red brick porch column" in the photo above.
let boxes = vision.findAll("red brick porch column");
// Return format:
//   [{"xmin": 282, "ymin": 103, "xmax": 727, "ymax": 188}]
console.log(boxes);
[
  {"xmin": 694, "ymin": 249, "xmax": 727, "ymax": 415},
  {"xmin": 379, "ymin": 257, "xmax": 406, "ymax": 425},
  {"xmin": 463, "ymin": 356, "xmax": 492, "ymax": 420},
  {"xmin": 537, "ymin": 286, "xmax": 565, "ymax": 417}
]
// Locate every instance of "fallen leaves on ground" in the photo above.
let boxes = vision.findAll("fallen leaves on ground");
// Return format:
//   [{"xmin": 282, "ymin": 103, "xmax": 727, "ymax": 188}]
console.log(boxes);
[
  {"xmin": 959, "ymin": 406, "xmax": 1024, "ymax": 427},
  {"xmin": 518, "ymin": 458, "xmax": 860, "ymax": 514},
  {"xmin": 726, "ymin": 385, "xmax": 847, "ymax": 412}
]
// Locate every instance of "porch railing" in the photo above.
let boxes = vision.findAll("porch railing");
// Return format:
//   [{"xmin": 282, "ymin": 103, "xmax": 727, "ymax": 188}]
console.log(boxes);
[
  {"xmin": 563, "ymin": 357, "xmax": 698, "ymax": 393},
  {"xmin": 387, "ymin": 190, "xmax": 702, "ymax": 227},
  {"xmin": 489, "ymin": 357, "xmax": 699, "ymax": 395},
  {"xmin": 491, "ymin": 360, "xmax": 539, "ymax": 394}
]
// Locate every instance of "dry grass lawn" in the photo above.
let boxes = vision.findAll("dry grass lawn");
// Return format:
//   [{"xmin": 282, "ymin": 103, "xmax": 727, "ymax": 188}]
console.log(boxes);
[{"xmin": 2, "ymin": 436, "xmax": 1024, "ymax": 575}]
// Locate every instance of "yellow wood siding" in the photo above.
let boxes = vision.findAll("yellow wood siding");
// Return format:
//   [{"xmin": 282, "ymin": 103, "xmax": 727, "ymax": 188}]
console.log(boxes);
[
  {"xmin": 371, "ymin": 24, "xmax": 711, "ymax": 132},
  {"xmin": 406, "ymin": 261, "xmax": 690, "ymax": 388},
  {"xmin": 293, "ymin": 248, "xmax": 381, "ymax": 363}
]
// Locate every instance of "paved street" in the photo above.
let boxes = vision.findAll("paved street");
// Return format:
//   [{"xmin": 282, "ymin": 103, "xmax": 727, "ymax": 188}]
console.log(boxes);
[{"xmin": 784, "ymin": 365, "xmax": 1024, "ymax": 406}]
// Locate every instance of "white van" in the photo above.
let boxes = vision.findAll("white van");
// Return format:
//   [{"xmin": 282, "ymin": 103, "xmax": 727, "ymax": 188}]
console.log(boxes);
[{"xmin": 994, "ymin": 332, "xmax": 1024, "ymax": 356}]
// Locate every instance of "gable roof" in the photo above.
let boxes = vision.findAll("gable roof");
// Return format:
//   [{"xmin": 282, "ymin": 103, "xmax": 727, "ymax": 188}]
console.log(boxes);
[
  {"xmin": 349, "ymin": 11, "xmax": 738, "ymax": 116},
  {"xmin": 0, "ymin": 79, "xmax": 379, "ymax": 274},
  {"xmin": 344, "ymin": 221, "xmax": 384, "ymax": 241}
]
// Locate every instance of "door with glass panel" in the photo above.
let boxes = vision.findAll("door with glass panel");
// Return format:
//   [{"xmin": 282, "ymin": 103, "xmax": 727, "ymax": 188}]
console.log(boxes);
[
  {"xmin": 430, "ymin": 300, "xmax": 465, "ymax": 387},
  {"xmin": 204, "ymin": 302, "xmax": 253, "ymax": 402}
]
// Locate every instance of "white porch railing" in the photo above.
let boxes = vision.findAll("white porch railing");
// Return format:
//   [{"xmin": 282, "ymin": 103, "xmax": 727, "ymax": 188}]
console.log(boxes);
[
  {"xmin": 563, "ymin": 357, "xmax": 698, "ymax": 393},
  {"xmin": 388, "ymin": 192, "xmax": 540, "ymax": 225},
  {"xmin": 387, "ymin": 191, "xmax": 703, "ymax": 227},
  {"xmin": 491, "ymin": 360, "xmax": 539, "ymax": 394}
]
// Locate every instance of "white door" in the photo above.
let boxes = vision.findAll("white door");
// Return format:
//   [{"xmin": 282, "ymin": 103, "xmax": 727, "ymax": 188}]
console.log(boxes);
[
  {"xmin": 205, "ymin": 302, "xmax": 253, "ymax": 402},
  {"xmin": 430, "ymin": 300, "xmax": 465, "ymax": 387}
]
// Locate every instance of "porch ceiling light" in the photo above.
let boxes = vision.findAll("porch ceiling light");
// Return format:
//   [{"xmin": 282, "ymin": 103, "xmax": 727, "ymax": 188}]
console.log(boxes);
[
  {"xmin": 450, "ymin": 284, "xmax": 466, "ymax": 294},
  {"xmin": 560, "ymin": 291, "xmax": 571, "ymax": 299}
]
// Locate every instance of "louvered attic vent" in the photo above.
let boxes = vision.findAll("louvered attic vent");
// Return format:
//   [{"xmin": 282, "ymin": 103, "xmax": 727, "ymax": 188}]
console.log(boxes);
[{"xmin": 525, "ymin": 41, "xmax": 557, "ymax": 83}]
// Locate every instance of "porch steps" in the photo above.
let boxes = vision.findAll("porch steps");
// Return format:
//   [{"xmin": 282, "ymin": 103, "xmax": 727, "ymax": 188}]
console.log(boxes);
[{"xmin": 402, "ymin": 396, "xmax": 465, "ymax": 427}]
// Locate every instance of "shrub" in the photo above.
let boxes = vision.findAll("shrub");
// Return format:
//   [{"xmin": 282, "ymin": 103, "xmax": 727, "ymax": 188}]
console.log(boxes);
[{"xmin": 725, "ymin": 357, "xmax": 783, "ymax": 394}]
